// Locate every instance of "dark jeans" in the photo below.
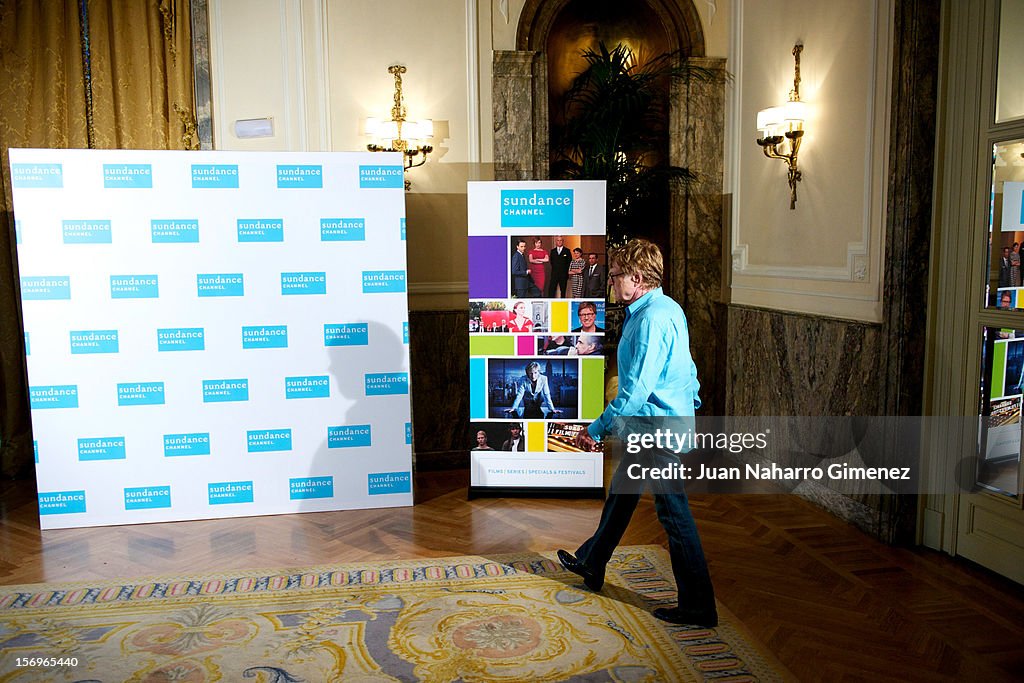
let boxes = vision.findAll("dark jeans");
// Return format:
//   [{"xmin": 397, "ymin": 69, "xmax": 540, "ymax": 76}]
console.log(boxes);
[{"xmin": 575, "ymin": 448, "xmax": 716, "ymax": 612}]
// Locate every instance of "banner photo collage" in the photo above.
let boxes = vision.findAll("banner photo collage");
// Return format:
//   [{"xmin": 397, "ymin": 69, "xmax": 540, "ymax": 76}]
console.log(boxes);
[
  {"xmin": 11, "ymin": 148, "xmax": 413, "ymax": 529},
  {"xmin": 467, "ymin": 181, "xmax": 607, "ymax": 490},
  {"xmin": 985, "ymin": 330, "xmax": 1024, "ymax": 463}
]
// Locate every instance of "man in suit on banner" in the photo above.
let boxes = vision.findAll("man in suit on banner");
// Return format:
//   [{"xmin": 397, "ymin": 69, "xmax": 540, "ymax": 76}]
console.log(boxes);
[
  {"xmin": 547, "ymin": 235, "xmax": 573, "ymax": 298},
  {"xmin": 581, "ymin": 252, "xmax": 606, "ymax": 298},
  {"xmin": 511, "ymin": 239, "xmax": 532, "ymax": 297}
]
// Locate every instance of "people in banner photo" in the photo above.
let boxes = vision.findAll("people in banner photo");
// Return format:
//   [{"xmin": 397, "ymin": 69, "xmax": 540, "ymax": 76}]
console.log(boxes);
[
  {"xmin": 569, "ymin": 248, "xmax": 586, "ymax": 298},
  {"xmin": 537, "ymin": 335, "xmax": 603, "ymax": 356},
  {"xmin": 572, "ymin": 301, "xmax": 605, "ymax": 333},
  {"xmin": 547, "ymin": 235, "xmax": 573, "ymax": 298},
  {"xmin": 508, "ymin": 300, "xmax": 534, "ymax": 332},
  {"xmin": 489, "ymin": 358, "xmax": 579, "ymax": 419},
  {"xmin": 529, "ymin": 237, "xmax": 549, "ymax": 294},
  {"xmin": 558, "ymin": 238, "xmax": 718, "ymax": 629},
  {"xmin": 472, "ymin": 430, "xmax": 495, "ymax": 451},
  {"xmin": 511, "ymin": 239, "xmax": 535, "ymax": 297},
  {"xmin": 581, "ymin": 252, "xmax": 607, "ymax": 298},
  {"xmin": 1012, "ymin": 243, "xmax": 1022, "ymax": 288},
  {"xmin": 506, "ymin": 361, "xmax": 559, "ymax": 419},
  {"xmin": 502, "ymin": 423, "xmax": 526, "ymax": 451},
  {"xmin": 1000, "ymin": 246, "xmax": 1012, "ymax": 288}
]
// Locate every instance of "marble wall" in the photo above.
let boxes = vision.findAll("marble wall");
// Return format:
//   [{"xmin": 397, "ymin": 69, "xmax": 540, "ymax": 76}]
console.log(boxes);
[{"xmin": 408, "ymin": 309, "xmax": 470, "ymax": 470}]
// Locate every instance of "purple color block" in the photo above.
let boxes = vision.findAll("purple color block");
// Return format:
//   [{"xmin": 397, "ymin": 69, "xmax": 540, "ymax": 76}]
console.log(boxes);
[
  {"xmin": 469, "ymin": 235, "xmax": 509, "ymax": 298},
  {"xmin": 517, "ymin": 336, "xmax": 534, "ymax": 356}
]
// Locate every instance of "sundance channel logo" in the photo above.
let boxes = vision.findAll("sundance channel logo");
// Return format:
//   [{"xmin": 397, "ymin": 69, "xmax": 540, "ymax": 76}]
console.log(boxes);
[
  {"xmin": 117, "ymin": 382, "xmax": 165, "ymax": 407},
  {"xmin": 368, "ymin": 471, "xmax": 411, "ymax": 495},
  {"xmin": 277, "ymin": 164, "xmax": 322, "ymax": 188},
  {"xmin": 163, "ymin": 432, "xmax": 211, "ymax": 457},
  {"xmin": 62, "ymin": 219, "xmax": 111, "ymax": 244},
  {"xmin": 124, "ymin": 485, "xmax": 171, "ymax": 510},
  {"xmin": 29, "ymin": 385, "xmax": 78, "ymax": 409},
  {"xmin": 285, "ymin": 375, "xmax": 330, "ymax": 400},
  {"xmin": 247, "ymin": 429, "xmax": 292, "ymax": 453},
  {"xmin": 365, "ymin": 373, "xmax": 409, "ymax": 396},
  {"xmin": 327, "ymin": 424, "xmax": 372, "ymax": 449},
  {"xmin": 110, "ymin": 274, "xmax": 159, "ymax": 299},
  {"xmin": 12, "ymin": 163, "xmax": 63, "ymax": 188},
  {"xmin": 38, "ymin": 490, "xmax": 86, "ymax": 515},
  {"xmin": 151, "ymin": 219, "xmax": 199, "ymax": 243},
  {"xmin": 103, "ymin": 163, "xmax": 152, "ymax": 189},
  {"xmin": 197, "ymin": 273, "xmax": 244, "ymax": 297},
  {"xmin": 192, "ymin": 164, "xmax": 239, "ymax": 189},
  {"xmin": 281, "ymin": 272, "xmax": 326, "ymax": 296},
  {"xmin": 289, "ymin": 476, "xmax": 334, "ymax": 500},
  {"xmin": 358, "ymin": 165, "xmax": 403, "ymax": 189},
  {"xmin": 70, "ymin": 330, "xmax": 119, "ymax": 354},
  {"xmin": 324, "ymin": 323, "xmax": 368, "ymax": 347},
  {"xmin": 320, "ymin": 218, "xmax": 365, "ymax": 241},
  {"xmin": 242, "ymin": 325, "xmax": 288, "ymax": 349},
  {"xmin": 361, "ymin": 270, "xmax": 405, "ymax": 294},
  {"xmin": 208, "ymin": 481, "xmax": 254, "ymax": 505},
  {"xmin": 157, "ymin": 328, "xmax": 205, "ymax": 352},
  {"xmin": 500, "ymin": 189, "xmax": 574, "ymax": 228},
  {"xmin": 237, "ymin": 218, "xmax": 283, "ymax": 243},
  {"xmin": 202, "ymin": 379, "xmax": 249, "ymax": 403},
  {"xmin": 77, "ymin": 436, "xmax": 126, "ymax": 461},
  {"xmin": 21, "ymin": 276, "xmax": 70, "ymax": 300}
]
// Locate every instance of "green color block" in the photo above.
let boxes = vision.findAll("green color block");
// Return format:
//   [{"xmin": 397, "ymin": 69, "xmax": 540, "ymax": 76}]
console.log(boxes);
[
  {"xmin": 581, "ymin": 357, "xmax": 606, "ymax": 419},
  {"xmin": 470, "ymin": 335, "xmax": 514, "ymax": 356},
  {"xmin": 992, "ymin": 339, "xmax": 1008, "ymax": 400}
]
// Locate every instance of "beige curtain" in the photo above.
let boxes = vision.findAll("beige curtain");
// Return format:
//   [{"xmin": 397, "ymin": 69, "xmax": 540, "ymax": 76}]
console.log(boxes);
[{"xmin": 0, "ymin": 0, "xmax": 196, "ymax": 478}]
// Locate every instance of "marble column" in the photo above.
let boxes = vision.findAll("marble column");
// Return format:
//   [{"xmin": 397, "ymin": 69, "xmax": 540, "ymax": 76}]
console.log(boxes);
[
  {"xmin": 672, "ymin": 57, "xmax": 728, "ymax": 415},
  {"xmin": 492, "ymin": 51, "xmax": 549, "ymax": 181}
]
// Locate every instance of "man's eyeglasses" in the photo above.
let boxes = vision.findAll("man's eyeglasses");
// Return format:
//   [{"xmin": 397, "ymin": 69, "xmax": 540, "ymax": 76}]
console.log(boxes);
[{"xmin": 608, "ymin": 271, "xmax": 628, "ymax": 281}]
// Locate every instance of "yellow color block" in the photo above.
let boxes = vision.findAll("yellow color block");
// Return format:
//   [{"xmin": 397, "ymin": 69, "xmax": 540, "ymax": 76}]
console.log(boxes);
[
  {"xmin": 527, "ymin": 421, "xmax": 546, "ymax": 452},
  {"xmin": 550, "ymin": 301, "xmax": 570, "ymax": 333}
]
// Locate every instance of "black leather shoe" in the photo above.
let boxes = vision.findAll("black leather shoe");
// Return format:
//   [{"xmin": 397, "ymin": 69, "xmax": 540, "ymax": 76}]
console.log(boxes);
[
  {"xmin": 556, "ymin": 549, "xmax": 604, "ymax": 591},
  {"xmin": 653, "ymin": 606, "xmax": 718, "ymax": 628}
]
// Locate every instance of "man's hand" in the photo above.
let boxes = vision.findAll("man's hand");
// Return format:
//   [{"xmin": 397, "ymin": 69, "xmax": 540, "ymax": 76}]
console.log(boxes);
[{"xmin": 575, "ymin": 429, "xmax": 597, "ymax": 450}]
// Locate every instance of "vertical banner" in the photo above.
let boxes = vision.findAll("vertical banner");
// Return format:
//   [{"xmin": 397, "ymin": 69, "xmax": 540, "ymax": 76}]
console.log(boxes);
[
  {"xmin": 467, "ymin": 180, "xmax": 607, "ymax": 492},
  {"xmin": 11, "ymin": 149, "xmax": 413, "ymax": 528}
]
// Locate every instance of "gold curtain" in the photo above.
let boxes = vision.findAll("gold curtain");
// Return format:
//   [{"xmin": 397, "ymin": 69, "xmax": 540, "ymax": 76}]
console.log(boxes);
[{"xmin": 0, "ymin": 0, "xmax": 196, "ymax": 478}]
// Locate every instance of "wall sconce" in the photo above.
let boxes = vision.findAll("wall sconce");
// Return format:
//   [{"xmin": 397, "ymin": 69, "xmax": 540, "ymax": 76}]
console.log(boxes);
[
  {"xmin": 365, "ymin": 65, "xmax": 433, "ymax": 189},
  {"xmin": 756, "ymin": 43, "xmax": 806, "ymax": 209}
]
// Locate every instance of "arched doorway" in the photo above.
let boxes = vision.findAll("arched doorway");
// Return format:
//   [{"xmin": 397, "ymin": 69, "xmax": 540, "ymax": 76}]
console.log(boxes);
[{"xmin": 491, "ymin": 0, "xmax": 728, "ymax": 413}]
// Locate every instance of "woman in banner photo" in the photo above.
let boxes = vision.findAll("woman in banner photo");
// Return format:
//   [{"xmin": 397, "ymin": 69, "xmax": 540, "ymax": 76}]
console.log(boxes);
[
  {"xmin": 569, "ymin": 247, "xmax": 586, "ymax": 298},
  {"xmin": 529, "ymin": 237, "xmax": 550, "ymax": 294},
  {"xmin": 1013, "ymin": 243, "xmax": 1022, "ymax": 288},
  {"xmin": 508, "ymin": 300, "xmax": 534, "ymax": 333}
]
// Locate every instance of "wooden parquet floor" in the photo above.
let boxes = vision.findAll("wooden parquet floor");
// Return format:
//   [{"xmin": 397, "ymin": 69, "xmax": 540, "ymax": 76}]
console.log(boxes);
[{"xmin": 1, "ymin": 470, "xmax": 1022, "ymax": 681}]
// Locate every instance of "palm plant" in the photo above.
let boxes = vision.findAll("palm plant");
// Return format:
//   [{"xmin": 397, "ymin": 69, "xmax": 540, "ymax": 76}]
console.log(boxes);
[{"xmin": 551, "ymin": 42, "xmax": 721, "ymax": 247}]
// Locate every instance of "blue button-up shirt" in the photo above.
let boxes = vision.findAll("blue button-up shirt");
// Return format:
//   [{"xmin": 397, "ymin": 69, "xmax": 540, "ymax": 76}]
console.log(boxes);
[{"xmin": 588, "ymin": 287, "xmax": 701, "ymax": 439}]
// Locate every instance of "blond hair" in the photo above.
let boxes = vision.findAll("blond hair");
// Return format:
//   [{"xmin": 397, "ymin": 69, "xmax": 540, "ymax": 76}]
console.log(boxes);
[{"xmin": 609, "ymin": 238, "xmax": 663, "ymax": 288}]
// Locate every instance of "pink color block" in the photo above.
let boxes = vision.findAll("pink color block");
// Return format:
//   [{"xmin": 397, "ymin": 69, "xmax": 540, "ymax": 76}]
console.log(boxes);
[{"xmin": 517, "ymin": 336, "xmax": 535, "ymax": 356}]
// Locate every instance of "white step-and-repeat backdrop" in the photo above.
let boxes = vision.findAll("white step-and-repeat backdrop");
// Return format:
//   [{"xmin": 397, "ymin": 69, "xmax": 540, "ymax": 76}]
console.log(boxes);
[{"xmin": 10, "ymin": 149, "xmax": 413, "ymax": 529}]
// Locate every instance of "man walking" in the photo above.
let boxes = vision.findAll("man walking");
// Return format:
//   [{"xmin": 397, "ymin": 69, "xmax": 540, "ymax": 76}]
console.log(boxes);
[{"xmin": 557, "ymin": 238, "xmax": 717, "ymax": 628}]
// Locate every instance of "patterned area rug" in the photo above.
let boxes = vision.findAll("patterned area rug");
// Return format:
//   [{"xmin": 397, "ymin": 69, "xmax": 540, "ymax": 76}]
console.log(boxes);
[{"xmin": 0, "ymin": 546, "xmax": 785, "ymax": 682}]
